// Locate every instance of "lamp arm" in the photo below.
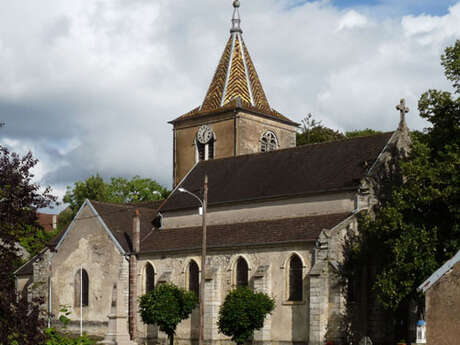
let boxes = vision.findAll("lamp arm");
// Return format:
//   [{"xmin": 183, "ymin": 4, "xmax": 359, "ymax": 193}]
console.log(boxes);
[{"xmin": 181, "ymin": 189, "xmax": 204, "ymax": 207}]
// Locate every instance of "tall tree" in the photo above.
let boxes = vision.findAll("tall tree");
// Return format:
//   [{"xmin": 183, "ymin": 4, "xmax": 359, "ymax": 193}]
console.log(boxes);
[
  {"xmin": 58, "ymin": 175, "xmax": 169, "ymax": 230},
  {"xmin": 341, "ymin": 40, "xmax": 460, "ymax": 341},
  {"xmin": 0, "ymin": 145, "xmax": 56, "ymax": 344}
]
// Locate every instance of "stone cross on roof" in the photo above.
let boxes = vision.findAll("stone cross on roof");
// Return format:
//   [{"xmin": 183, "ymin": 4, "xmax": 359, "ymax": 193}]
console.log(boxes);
[{"xmin": 396, "ymin": 98, "xmax": 409, "ymax": 130}]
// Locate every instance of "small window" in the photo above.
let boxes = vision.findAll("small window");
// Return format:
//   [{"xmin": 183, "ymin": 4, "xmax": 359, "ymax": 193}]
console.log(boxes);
[
  {"xmin": 236, "ymin": 257, "xmax": 249, "ymax": 287},
  {"xmin": 188, "ymin": 261, "xmax": 200, "ymax": 297},
  {"xmin": 288, "ymin": 255, "xmax": 303, "ymax": 301},
  {"xmin": 75, "ymin": 269, "xmax": 89, "ymax": 307},
  {"xmin": 260, "ymin": 131, "xmax": 278, "ymax": 152},
  {"xmin": 145, "ymin": 263, "xmax": 155, "ymax": 293}
]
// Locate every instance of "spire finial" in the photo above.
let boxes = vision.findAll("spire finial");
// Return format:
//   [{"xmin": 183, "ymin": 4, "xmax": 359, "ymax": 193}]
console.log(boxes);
[
  {"xmin": 231, "ymin": 0, "xmax": 242, "ymax": 33},
  {"xmin": 396, "ymin": 98, "xmax": 409, "ymax": 131}
]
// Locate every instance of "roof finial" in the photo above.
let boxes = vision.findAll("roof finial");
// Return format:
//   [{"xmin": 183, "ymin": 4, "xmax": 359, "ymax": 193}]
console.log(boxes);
[{"xmin": 231, "ymin": 0, "xmax": 242, "ymax": 33}]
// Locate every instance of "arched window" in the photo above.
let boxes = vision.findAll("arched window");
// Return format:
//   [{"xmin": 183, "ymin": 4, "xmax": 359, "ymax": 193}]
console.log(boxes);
[
  {"xmin": 75, "ymin": 269, "xmax": 89, "ymax": 307},
  {"xmin": 288, "ymin": 255, "xmax": 303, "ymax": 301},
  {"xmin": 145, "ymin": 263, "xmax": 155, "ymax": 293},
  {"xmin": 260, "ymin": 131, "xmax": 278, "ymax": 152},
  {"xmin": 236, "ymin": 257, "xmax": 249, "ymax": 287},
  {"xmin": 195, "ymin": 125, "xmax": 215, "ymax": 162},
  {"xmin": 188, "ymin": 260, "xmax": 200, "ymax": 297}
]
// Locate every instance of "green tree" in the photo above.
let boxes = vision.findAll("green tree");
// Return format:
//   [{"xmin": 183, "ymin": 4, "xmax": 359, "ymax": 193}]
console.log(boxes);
[
  {"xmin": 345, "ymin": 128, "xmax": 382, "ymax": 138},
  {"xmin": 296, "ymin": 113, "xmax": 345, "ymax": 146},
  {"xmin": 58, "ymin": 175, "xmax": 169, "ymax": 230},
  {"xmin": 139, "ymin": 283, "xmax": 198, "ymax": 345},
  {"xmin": 341, "ymin": 40, "xmax": 459, "ymax": 341},
  {"xmin": 217, "ymin": 287, "xmax": 275, "ymax": 345},
  {"xmin": 0, "ymin": 144, "xmax": 56, "ymax": 344},
  {"xmin": 297, "ymin": 114, "xmax": 381, "ymax": 146}
]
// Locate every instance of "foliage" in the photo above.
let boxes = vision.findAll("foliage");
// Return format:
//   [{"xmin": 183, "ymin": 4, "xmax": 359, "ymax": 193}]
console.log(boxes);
[
  {"xmin": 296, "ymin": 113, "xmax": 345, "ymax": 146},
  {"xmin": 43, "ymin": 328, "xmax": 93, "ymax": 345},
  {"xmin": 296, "ymin": 114, "xmax": 381, "ymax": 146},
  {"xmin": 139, "ymin": 283, "xmax": 198, "ymax": 345},
  {"xmin": 0, "ymin": 145, "xmax": 56, "ymax": 344},
  {"xmin": 341, "ymin": 38, "xmax": 460, "ymax": 331},
  {"xmin": 19, "ymin": 225, "xmax": 60, "ymax": 257},
  {"xmin": 58, "ymin": 174, "xmax": 169, "ymax": 230},
  {"xmin": 217, "ymin": 287, "xmax": 275, "ymax": 345},
  {"xmin": 345, "ymin": 128, "xmax": 382, "ymax": 138}
]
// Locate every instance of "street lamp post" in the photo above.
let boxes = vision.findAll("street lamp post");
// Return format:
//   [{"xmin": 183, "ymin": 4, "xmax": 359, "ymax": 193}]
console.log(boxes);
[{"xmin": 178, "ymin": 174, "xmax": 208, "ymax": 345}]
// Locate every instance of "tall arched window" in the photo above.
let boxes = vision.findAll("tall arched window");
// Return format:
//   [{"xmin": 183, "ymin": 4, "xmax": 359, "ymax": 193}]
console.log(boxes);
[
  {"xmin": 260, "ymin": 131, "xmax": 278, "ymax": 152},
  {"xmin": 188, "ymin": 261, "xmax": 200, "ymax": 297},
  {"xmin": 75, "ymin": 269, "xmax": 89, "ymax": 307},
  {"xmin": 236, "ymin": 257, "xmax": 249, "ymax": 287},
  {"xmin": 195, "ymin": 125, "xmax": 215, "ymax": 162},
  {"xmin": 145, "ymin": 263, "xmax": 155, "ymax": 293},
  {"xmin": 288, "ymin": 255, "xmax": 303, "ymax": 301}
]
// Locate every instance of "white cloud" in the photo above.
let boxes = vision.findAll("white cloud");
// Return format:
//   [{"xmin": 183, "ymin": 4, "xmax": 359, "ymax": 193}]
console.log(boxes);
[
  {"xmin": 0, "ymin": 0, "xmax": 458, "ymax": 211},
  {"xmin": 336, "ymin": 10, "xmax": 368, "ymax": 32}
]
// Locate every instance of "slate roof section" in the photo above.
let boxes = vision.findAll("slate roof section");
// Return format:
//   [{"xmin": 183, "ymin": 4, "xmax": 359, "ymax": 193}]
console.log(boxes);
[
  {"xmin": 141, "ymin": 212, "xmax": 351, "ymax": 253},
  {"xmin": 47, "ymin": 200, "xmax": 160, "ymax": 252},
  {"xmin": 15, "ymin": 257, "xmax": 34, "ymax": 276},
  {"xmin": 90, "ymin": 201, "xmax": 157, "ymax": 253},
  {"xmin": 161, "ymin": 132, "xmax": 394, "ymax": 212}
]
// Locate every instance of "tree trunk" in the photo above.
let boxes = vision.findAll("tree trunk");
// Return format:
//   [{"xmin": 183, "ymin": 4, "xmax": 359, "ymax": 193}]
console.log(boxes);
[{"xmin": 169, "ymin": 334, "xmax": 174, "ymax": 345}]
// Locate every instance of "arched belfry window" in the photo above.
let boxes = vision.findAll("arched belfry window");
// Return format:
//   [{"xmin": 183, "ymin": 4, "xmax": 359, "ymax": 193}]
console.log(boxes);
[
  {"xmin": 236, "ymin": 257, "xmax": 249, "ymax": 287},
  {"xmin": 288, "ymin": 255, "xmax": 303, "ymax": 301},
  {"xmin": 75, "ymin": 268, "xmax": 89, "ymax": 307},
  {"xmin": 188, "ymin": 260, "xmax": 200, "ymax": 297},
  {"xmin": 195, "ymin": 125, "xmax": 215, "ymax": 162},
  {"xmin": 145, "ymin": 263, "xmax": 155, "ymax": 293},
  {"xmin": 260, "ymin": 131, "xmax": 278, "ymax": 152}
]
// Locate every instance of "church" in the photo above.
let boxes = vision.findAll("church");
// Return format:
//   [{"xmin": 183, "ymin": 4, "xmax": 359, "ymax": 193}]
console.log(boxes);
[{"xmin": 15, "ymin": 2, "xmax": 411, "ymax": 345}]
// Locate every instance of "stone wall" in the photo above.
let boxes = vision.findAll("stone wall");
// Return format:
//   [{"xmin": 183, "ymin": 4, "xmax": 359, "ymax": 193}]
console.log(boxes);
[
  {"xmin": 426, "ymin": 261, "xmax": 460, "ymax": 345},
  {"xmin": 49, "ymin": 204, "xmax": 126, "ymax": 337},
  {"xmin": 162, "ymin": 191, "xmax": 356, "ymax": 229},
  {"xmin": 136, "ymin": 244, "xmax": 314, "ymax": 345},
  {"xmin": 172, "ymin": 110, "xmax": 297, "ymax": 186}
]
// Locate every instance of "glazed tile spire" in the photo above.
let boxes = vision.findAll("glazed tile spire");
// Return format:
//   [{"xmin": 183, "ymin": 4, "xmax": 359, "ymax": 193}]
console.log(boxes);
[{"xmin": 201, "ymin": 0, "xmax": 270, "ymax": 112}]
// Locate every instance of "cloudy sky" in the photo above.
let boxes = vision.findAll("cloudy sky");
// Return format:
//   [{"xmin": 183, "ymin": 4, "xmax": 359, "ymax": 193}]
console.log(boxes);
[{"xmin": 0, "ymin": 0, "xmax": 459, "ymax": 212}]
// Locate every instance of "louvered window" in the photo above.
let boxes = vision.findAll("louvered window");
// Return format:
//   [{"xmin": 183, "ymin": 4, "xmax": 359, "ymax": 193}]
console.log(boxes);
[
  {"xmin": 260, "ymin": 131, "xmax": 278, "ymax": 152},
  {"xmin": 288, "ymin": 255, "xmax": 303, "ymax": 301}
]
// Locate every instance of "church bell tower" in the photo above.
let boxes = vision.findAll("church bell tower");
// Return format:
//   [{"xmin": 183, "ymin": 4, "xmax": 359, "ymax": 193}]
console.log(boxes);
[{"xmin": 170, "ymin": 0, "xmax": 298, "ymax": 186}]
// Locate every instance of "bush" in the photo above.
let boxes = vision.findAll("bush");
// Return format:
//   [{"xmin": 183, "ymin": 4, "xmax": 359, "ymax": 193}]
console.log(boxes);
[
  {"xmin": 218, "ymin": 287, "xmax": 275, "ymax": 345},
  {"xmin": 139, "ymin": 283, "xmax": 198, "ymax": 345}
]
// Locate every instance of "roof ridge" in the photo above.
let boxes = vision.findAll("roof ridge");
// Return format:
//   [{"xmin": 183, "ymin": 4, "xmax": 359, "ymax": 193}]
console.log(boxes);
[
  {"xmin": 90, "ymin": 200, "xmax": 158, "ymax": 212},
  {"xmin": 192, "ymin": 131, "xmax": 394, "ymax": 167},
  {"xmin": 158, "ymin": 212, "xmax": 351, "ymax": 232}
]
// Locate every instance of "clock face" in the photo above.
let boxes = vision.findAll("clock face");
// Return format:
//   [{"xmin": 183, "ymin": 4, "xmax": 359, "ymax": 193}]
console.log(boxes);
[{"xmin": 197, "ymin": 125, "xmax": 213, "ymax": 144}]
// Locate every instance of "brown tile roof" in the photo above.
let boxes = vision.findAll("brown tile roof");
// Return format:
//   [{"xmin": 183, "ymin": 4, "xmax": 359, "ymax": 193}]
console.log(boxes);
[
  {"xmin": 141, "ymin": 213, "xmax": 351, "ymax": 253},
  {"xmin": 170, "ymin": 32, "xmax": 296, "ymax": 125},
  {"xmin": 170, "ymin": 98, "xmax": 297, "ymax": 125},
  {"xmin": 161, "ymin": 132, "xmax": 394, "ymax": 212},
  {"xmin": 37, "ymin": 212, "xmax": 58, "ymax": 232}
]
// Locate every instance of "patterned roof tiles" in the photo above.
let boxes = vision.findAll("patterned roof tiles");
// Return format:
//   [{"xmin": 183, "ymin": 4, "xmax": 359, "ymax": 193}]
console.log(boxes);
[{"xmin": 171, "ymin": 9, "xmax": 294, "ymax": 125}]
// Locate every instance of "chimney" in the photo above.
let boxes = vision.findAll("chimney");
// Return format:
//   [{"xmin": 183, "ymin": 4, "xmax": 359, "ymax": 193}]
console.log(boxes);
[{"xmin": 133, "ymin": 209, "xmax": 140, "ymax": 253}]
